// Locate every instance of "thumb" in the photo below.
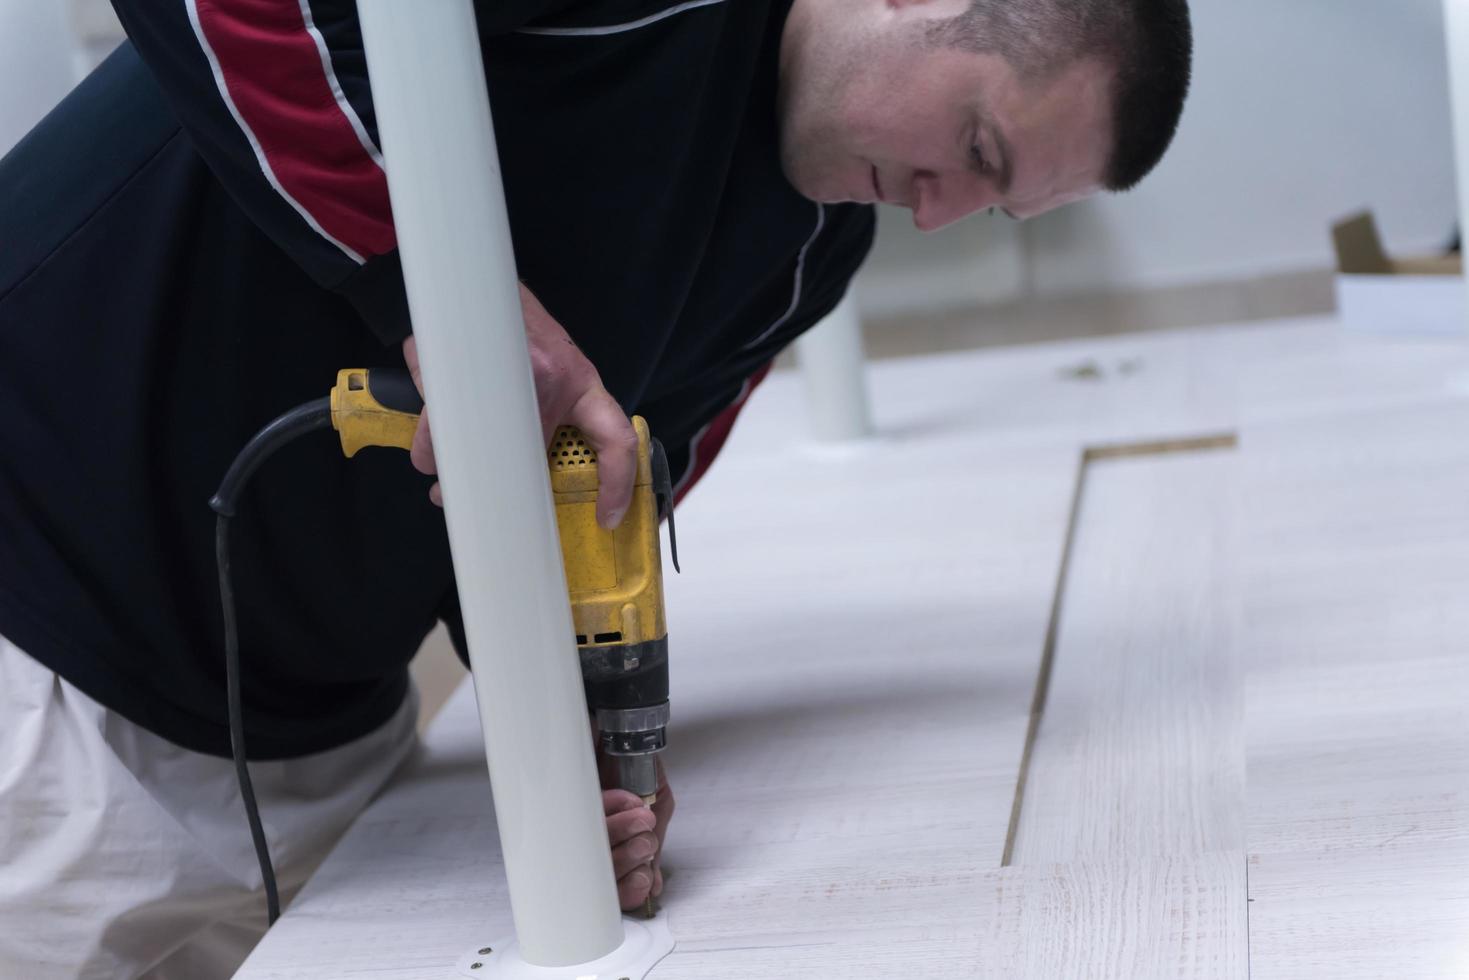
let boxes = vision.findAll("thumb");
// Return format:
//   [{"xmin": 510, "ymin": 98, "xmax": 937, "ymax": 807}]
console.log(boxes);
[{"xmin": 568, "ymin": 387, "xmax": 638, "ymax": 530}]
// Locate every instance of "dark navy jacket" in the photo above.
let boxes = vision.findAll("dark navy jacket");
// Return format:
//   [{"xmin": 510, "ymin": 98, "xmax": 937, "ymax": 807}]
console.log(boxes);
[{"xmin": 0, "ymin": 0, "xmax": 873, "ymax": 757}]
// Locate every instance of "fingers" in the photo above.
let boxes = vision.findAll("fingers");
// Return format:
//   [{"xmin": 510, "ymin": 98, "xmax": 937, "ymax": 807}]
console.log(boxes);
[
  {"xmin": 612, "ymin": 831, "xmax": 659, "ymax": 879},
  {"xmin": 651, "ymin": 781, "xmax": 675, "ymax": 851},
  {"xmin": 402, "ymin": 337, "xmax": 442, "ymax": 507},
  {"xmin": 603, "ymin": 789, "xmax": 658, "ymax": 911},
  {"xmin": 649, "ymin": 765, "xmax": 673, "ymax": 897},
  {"xmin": 516, "ymin": 285, "xmax": 637, "ymax": 527},
  {"xmin": 617, "ymin": 867, "xmax": 654, "ymax": 911},
  {"xmin": 410, "ymin": 407, "xmax": 436, "ymax": 476},
  {"xmin": 402, "ymin": 335, "xmax": 423, "ymax": 393},
  {"xmin": 408, "ymin": 408, "xmax": 443, "ymax": 508},
  {"xmin": 569, "ymin": 387, "xmax": 638, "ymax": 529},
  {"xmin": 607, "ymin": 765, "xmax": 671, "ymax": 902},
  {"xmin": 605, "ymin": 787, "xmax": 658, "ymax": 846},
  {"xmin": 602, "ymin": 786, "xmax": 643, "ymax": 812}
]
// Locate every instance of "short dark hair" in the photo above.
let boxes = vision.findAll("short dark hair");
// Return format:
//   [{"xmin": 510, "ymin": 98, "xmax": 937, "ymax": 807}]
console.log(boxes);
[{"xmin": 925, "ymin": 0, "xmax": 1193, "ymax": 192}]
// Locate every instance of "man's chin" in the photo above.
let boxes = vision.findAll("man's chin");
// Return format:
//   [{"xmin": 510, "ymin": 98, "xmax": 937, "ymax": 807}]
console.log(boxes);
[
  {"xmin": 780, "ymin": 155, "xmax": 872, "ymax": 206},
  {"xmin": 777, "ymin": 147, "xmax": 828, "ymax": 203},
  {"xmin": 784, "ymin": 171, "xmax": 845, "ymax": 205}
]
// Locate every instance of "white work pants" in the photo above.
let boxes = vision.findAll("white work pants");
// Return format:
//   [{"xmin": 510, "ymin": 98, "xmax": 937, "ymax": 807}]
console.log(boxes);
[{"xmin": 0, "ymin": 634, "xmax": 420, "ymax": 979}]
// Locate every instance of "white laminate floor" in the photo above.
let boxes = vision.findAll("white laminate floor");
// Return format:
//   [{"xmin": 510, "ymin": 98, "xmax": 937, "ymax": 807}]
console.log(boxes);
[{"xmin": 233, "ymin": 317, "xmax": 1469, "ymax": 979}]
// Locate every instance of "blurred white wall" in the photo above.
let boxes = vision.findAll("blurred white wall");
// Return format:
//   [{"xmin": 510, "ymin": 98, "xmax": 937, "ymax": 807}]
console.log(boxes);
[
  {"xmin": 0, "ymin": 0, "xmax": 122, "ymax": 155},
  {"xmin": 0, "ymin": 0, "xmax": 80, "ymax": 155},
  {"xmin": 71, "ymin": 0, "xmax": 127, "ymax": 73},
  {"xmin": 858, "ymin": 0, "xmax": 1458, "ymax": 319}
]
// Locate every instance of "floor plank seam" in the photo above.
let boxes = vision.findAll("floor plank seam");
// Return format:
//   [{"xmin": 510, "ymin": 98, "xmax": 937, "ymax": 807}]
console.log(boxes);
[
  {"xmin": 1000, "ymin": 431, "xmax": 1240, "ymax": 868},
  {"xmin": 999, "ymin": 453, "xmax": 1087, "ymax": 867}
]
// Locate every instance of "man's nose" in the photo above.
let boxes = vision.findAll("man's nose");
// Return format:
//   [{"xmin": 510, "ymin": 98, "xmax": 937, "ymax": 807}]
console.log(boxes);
[{"xmin": 909, "ymin": 171, "xmax": 996, "ymax": 232}]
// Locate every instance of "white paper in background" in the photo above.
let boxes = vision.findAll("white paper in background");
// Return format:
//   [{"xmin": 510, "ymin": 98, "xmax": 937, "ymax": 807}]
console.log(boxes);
[{"xmin": 1335, "ymin": 275, "xmax": 1469, "ymax": 338}]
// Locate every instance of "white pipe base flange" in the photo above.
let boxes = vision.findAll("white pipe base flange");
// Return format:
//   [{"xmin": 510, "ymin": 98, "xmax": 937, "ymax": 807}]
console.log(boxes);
[{"xmin": 454, "ymin": 916, "xmax": 674, "ymax": 980}]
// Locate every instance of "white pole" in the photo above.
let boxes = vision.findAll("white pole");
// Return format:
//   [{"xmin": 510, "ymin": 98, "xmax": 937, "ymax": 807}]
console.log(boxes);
[
  {"xmin": 1445, "ymin": 0, "xmax": 1469, "ymax": 328},
  {"xmin": 68, "ymin": 0, "xmax": 126, "ymax": 78},
  {"xmin": 357, "ymin": 0, "xmax": 624, "ymax": 968},
  {"xmin": 794, "ymin": 293, "xmax": 874, "ymax": 442}
]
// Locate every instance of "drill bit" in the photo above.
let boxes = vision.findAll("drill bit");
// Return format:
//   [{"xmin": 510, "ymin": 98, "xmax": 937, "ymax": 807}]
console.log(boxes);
[{"xmin": 641, "ymin": 793, "xmax": 658, "ymax": 920}]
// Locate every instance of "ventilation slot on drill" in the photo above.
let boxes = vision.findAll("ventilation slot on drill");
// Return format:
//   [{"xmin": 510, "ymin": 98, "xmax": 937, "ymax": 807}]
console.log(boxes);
[
  {"xmin": 593, "ymin": 631, "xmax": 623, "ymax": 644},
  {"xmin": 548, "ymin": 429, "xmax": 598, "ymax": 470},
  {"xmin": 575, "ymin": 634, "xmax": 588, "ymax": 645}
]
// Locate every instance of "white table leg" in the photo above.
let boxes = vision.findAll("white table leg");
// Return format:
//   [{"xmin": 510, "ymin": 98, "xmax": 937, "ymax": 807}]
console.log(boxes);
[{"xmin": 795, "ymin": 293, "xmax": 875, "ymax": 442}]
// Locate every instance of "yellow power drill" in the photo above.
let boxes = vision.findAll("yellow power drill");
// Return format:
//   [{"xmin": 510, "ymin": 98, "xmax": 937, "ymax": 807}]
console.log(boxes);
[
  {"xmin": 328, "ymin": 368, "xmax": 678, "ymax": 805},
  {"xmin": 209, "ymin": 366, "xmax": 678, "ymax": 924}
]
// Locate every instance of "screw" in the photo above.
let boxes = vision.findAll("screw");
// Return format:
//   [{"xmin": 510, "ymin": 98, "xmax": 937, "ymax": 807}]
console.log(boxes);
[
  {"xmin": 470, "ymin": 963, "xmax": 482, "ymax": 970},
  {"xmin": 478, "ymin": 948, "xmax": 492, "ymax": 955}
]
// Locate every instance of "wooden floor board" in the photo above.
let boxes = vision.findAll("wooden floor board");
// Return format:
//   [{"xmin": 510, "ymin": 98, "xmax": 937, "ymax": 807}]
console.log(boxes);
[
  {"xmin": 659, "ymin": 929, "xmax": 984, "ymax": 979},
  {"xmin": 984, "ymin": 855, "xmax": 1248, "ymax": 979},
  {"xmin": 1247, "ymin": 842, "xmax": 1469, "ymax": 980},
  {"xmin": 1239, "ymin": 403, "xmax": 1469, "ymax": 978},
  {"xmin": 235, "ymin": 419, "xmax": 1080, "ymax": 978},
  {"xmin": 232, "ymin": 319, "xmax": 1469, "ymax": 978},
  {"xmin": 995, "ymin": 446, "xmax": 1249, "ymax": 978},
  {"xmin": 1011, "ymin": 450, "xmax": 1245, "ymax": 864}
]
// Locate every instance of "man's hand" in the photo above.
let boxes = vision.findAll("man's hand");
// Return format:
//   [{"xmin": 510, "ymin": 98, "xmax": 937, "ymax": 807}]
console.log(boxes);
[
  {"xmin": 401, "ymin": 283, "xmax": 638, "ymax": 528},
  {"xmin": 601, "ymin": 760, "xmax": 674, "ymax": 911}
]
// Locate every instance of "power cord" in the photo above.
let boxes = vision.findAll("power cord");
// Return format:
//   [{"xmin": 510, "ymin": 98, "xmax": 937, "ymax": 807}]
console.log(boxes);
[{"xmin": 209, "ymin": 397, "xmax": 334, "ymax": 926}]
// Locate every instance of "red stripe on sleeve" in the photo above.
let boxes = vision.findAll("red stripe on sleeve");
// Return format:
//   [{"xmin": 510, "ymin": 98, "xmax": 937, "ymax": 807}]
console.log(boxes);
[
  {"xmin": 675, "ymin": 361, "xmax": 773, "ymax": 506},
  {"xmin": 197, "ymin": 0, "xmax": 395, "ymax": 258}
]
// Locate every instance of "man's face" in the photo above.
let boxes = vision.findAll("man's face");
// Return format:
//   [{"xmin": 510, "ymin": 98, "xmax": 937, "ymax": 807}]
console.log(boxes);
[{"xmin": 777, "ymin": 0, "xmax": 1115, "ymax": 231}]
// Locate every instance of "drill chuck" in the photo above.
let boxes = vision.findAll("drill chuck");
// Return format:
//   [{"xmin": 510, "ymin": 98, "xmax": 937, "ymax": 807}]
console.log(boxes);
[{"xmin": 597, "ymin": 702, "xmax": 670, "ymax": 802}]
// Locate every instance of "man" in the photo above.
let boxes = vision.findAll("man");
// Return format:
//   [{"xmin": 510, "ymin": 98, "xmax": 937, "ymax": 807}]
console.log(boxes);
[{"xmin": 0, "ymin": 0, "xmax": 1191, "ymax": 975}]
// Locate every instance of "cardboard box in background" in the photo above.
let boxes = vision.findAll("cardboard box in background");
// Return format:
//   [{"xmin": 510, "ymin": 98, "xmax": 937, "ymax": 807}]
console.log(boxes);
[{"xmin": 1332, "ymin": 212, "xmax": 1465, "ymax": 337}]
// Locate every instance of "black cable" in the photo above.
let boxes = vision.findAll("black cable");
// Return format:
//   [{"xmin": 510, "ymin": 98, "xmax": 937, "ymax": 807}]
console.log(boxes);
[
  {"xmin": 210, "ymin": 397, "xmax": 334, "ymax": 519},
  {"xmin": 215, "ymin": 513, "xmax": 280, "ymax": 924},
  {"xmin": 210, "ymin": 397, "xmax": 334, "ymax": 927}
]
